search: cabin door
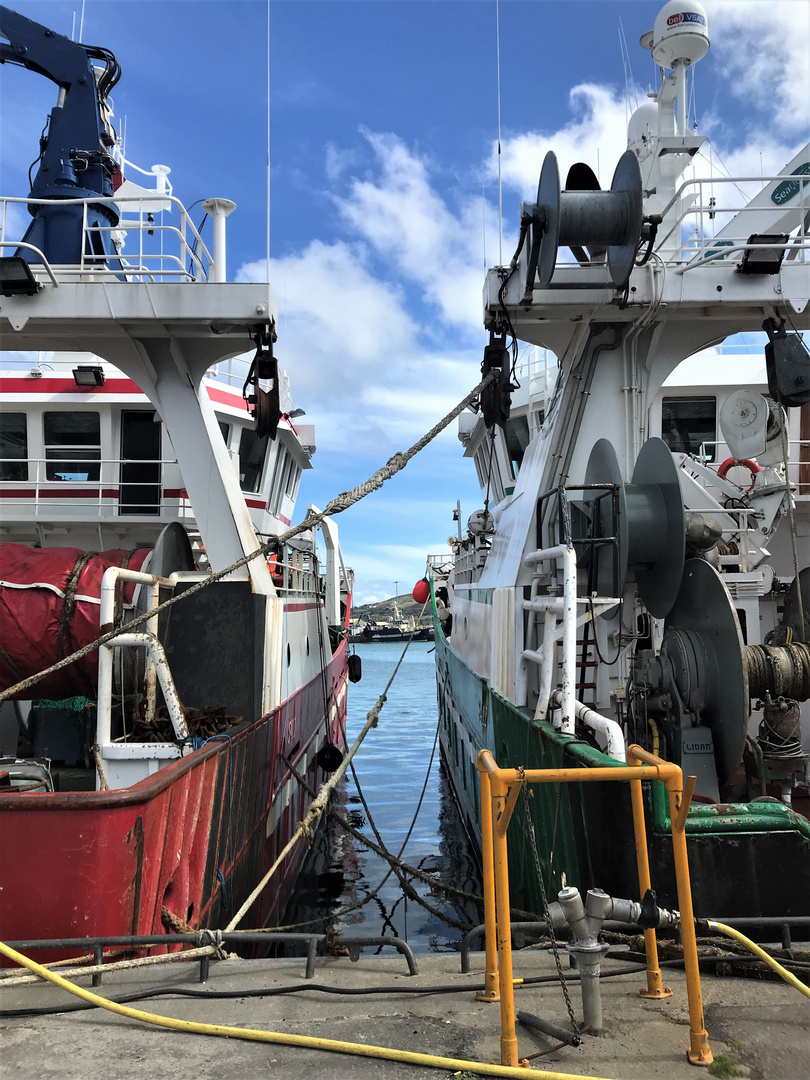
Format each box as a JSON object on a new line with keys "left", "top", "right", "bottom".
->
{"left": 119, "top": 411, "right": 161, "bottom": 515}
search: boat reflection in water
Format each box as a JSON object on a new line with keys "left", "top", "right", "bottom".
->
{"left": 282, "top": 642, "right": 482, "bottom": 950}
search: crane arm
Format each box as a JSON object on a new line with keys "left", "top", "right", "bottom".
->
{"left": 0, "top": 4, "right": 119, "bottom": 202}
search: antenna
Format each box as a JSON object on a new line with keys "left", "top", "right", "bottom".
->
{"left": 482, "top": 152, "right": 487, "bottom": 268}
{"left": 271, "top": 0, "right": 278, "bottom": 300}
{"left": 495, "top": 0, "right": 503, "bottom": 266}
{"left": 79, "top": 0, "right": 85, "bottom": 42}
{"left": 618, "top": 18, "right": 638, "bottom": 122}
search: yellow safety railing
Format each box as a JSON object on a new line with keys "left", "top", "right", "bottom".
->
{"left": 476, "top": 745, "right": 713, "bottom": 1068}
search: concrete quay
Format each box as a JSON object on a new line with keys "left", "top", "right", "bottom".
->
{"left": 1, "top": 946, "right": 807, "bottom": 1079}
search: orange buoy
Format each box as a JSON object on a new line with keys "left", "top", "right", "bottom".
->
{"left": 412, "top": 578, "right": 430, "bottom": 604}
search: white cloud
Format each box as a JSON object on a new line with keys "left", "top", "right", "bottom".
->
{"left": 325, "top": 142, "right": 361, "bottom": 181}
{"left": 495, "top": 84, "right": 633, "bottom": 197}
{"left": 238, "top": 238, "right": 415, "bottom": 369}
{"left": 237, "top": 236, "right": 484, "bottom": 455}
{"left": 491, "top": 46, "right": 805, "bottom": 234}
{"left": 332, "top": 129, "right": 497, "bottom": 331}
{"left": 704, "top": 1, "right": 810, "bottom": 135}
{"left": 346, "top": 541, "right": 452, "bottom": 606}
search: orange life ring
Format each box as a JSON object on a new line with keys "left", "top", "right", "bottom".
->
{"left": 717, "top": 456, "right": 761, "bottom": 493}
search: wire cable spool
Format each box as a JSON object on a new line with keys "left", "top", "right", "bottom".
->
{"left": 582, "top": 437, "right": 685, "bottom": 618}
{"left": 744, "top": 642, "right": 810, "bottom": 702}
{"left": 524, "top": 149, "right": 643, "bottom": 293}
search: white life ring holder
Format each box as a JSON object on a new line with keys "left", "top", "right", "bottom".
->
{"left": 717, "top": 456, "right": 761, "bottom": 493}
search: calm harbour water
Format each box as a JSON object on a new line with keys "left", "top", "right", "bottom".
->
{"left": 285, "top": 641, "right": 482, "bottom": 951}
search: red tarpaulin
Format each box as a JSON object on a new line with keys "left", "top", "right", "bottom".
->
{"left": 0, "top": 545, "right": 151, "bottom": 699}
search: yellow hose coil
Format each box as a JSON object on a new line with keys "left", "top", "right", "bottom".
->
{"left": 707, "top": 921, "right": 810, "bottom": 1000}
{"left": 0, "top": 939, "right": 614, "bottom": 1080}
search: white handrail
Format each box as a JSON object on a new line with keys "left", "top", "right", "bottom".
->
{"left": 0, "top": 192, "right": 217, "bottom": 283}
{"left": 96, "top": 567, "right": 188, "bottom": 781}
{"left": 522, "top": 545, "right": 622, "bottom": 742}
{"left": 0, "top": 241, "right": 59, "bottom": 285}
{"left": 523, "top": 544, "right": 577, "bottom": 733}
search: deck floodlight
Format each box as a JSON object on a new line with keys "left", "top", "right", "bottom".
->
{"left": 72, "top": 365, "right": 106, "bottom": 387}
{"left": 738, "top": 234, "right": 788, "bottom": 275}
{"left": 0, "top": 256, "right": 39, "bottom": 297}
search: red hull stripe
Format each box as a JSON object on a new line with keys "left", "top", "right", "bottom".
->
{"left": 205, "top": 385, "right": 250, "bottom": 412}
{"left": 245, "top": 498, "right": 267, "bottom": 509}
{"left": 1, "top": 378, "right": 248, "bottom": 414}
{"left": 0, "top": 377, "right": 140, "bottom": 395}
{"left": 0, "top": 487, "right": 120, "bottom": 499}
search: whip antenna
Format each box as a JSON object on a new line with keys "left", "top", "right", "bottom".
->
{"left": 271, "top": 0, "right": 278, "bottom": 313}
{"left": 496, "top": 0, "right": 503, "bottom": 266}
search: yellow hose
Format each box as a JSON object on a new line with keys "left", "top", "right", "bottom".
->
{"left": 707, "top": 921, "right": 810, "bottom": 1000}
{"left": 0, "top": 940, "right": 613, "bottom": 1080}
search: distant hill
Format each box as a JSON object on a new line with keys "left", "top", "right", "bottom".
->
{"left": 352, "top": 593, "right": 429, "bottom": 624}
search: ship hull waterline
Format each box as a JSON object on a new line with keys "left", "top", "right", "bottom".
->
{"left": 434, "top": 612, "right": 810, "bottom": 922}
{"left": 0, "top": 640, "right": 349, "bottom": 964}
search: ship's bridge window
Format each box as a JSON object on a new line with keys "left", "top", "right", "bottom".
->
{"left": 285, "top": 459, "right": 300, "bottom": 498}
{"left": 661, "top": 397, "right": 717, "bottom": 462}
{"left": 269, "top": 446, "right": 290, "bottom": 515}
{"left": 239, "top": 426, "right": 268, "bottom": 493}
{"left": 44, "top": 412, "right": 101, "bottom": 481}
{"left": 0, "top": 413, "right": 28, "bottom": 481}
{"left": 218, "top": 421, "right": 231, "bottom": 446}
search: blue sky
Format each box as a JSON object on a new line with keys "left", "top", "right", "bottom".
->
{"left": 2, "top": 1, "right": 808, "bottom": 604}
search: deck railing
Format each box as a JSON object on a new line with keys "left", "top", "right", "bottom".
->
{"left": 545, "top": 171, "right": 810, "bottom": 274}
{"left": 0, "top": 193, "right": 214, "bottom": 283}
{"left": 656, "top": 173, "right": 810, "bottom": 269}
{"left": 697, "top": 439, "right": 810, "bottom": 495}
{"left": 0, "top": 456, "right": 190, "bottom": 517}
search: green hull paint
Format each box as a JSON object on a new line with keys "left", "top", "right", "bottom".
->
{"left": 433, "top": 600, "right": 810, "bottom": 919}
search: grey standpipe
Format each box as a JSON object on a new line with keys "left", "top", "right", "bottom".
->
{"left": 557, "top": 885, "right": 680, "bottom": 1035}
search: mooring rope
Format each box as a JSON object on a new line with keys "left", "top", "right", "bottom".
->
{"left": 0, "top": 370, "right": 496, "bottom": 704}
{"left": 222, "top": 623, "right": 419, "bottom": 933}
{"left": 0, "top": 373, "right": 496, "bottom": 979}
{"left": 0, "top": 633, "right": 420, "bottom": 986}
{"left": 277, "top": 693, "right": 486, "bottom": 924}
{"left": 0, "top": 945, "right": 225, "bottom": 988}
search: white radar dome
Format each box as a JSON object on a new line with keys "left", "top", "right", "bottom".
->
{"left": 650, "top": 1, "right": 709, "bottom": 68}
{"left": 627, "top": 101, "right": 662, "bottom": 148}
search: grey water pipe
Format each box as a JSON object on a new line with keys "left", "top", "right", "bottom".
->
{"left": 558, "top": 886, "right": 679, "bottom": 1033}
